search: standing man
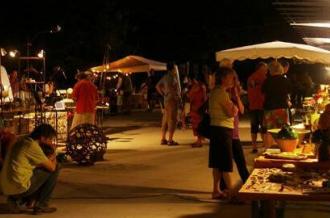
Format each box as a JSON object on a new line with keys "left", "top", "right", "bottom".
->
{"left": 0, "top": 124, "right": 59, "bottom": 214}
{"left": 247, "top": 62, "right": 268, "bottom": 153}
{"left": 156, "top": 63, "right": 181, "bottom": 146}
{"left": 71, "top": 71, "right": 98, "bottom": 129}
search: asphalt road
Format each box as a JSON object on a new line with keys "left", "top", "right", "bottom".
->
{"left": 1, "top": 111, "right": 330, "bottom": 218}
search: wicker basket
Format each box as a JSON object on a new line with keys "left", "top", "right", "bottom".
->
{"left": 275, "top": 138, "right": 299, "bottom": 152}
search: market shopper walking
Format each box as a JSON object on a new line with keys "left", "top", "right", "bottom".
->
{"left": 247, "top": 62, "right": 268, "bottom": 153}
{"left": 0, "top": 124, "right": 60, "bottom": 214}
{"left": 71, "top": 71, "right": 98, "bottom": 130}
{"left": 156, "top": 63, "right": 181, "bottom": 146}
{"left": 208, "top": 67, "right": 238, "bottom": 199}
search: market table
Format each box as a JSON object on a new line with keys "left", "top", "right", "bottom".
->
{"left": 254, "top": 152, "right": 318, "bottom": 169}
{"left": 96, "top": 105, "right": 109, "bottom": 127}
{"left": 47, "top": 107, "right": 70, "bottom": 143}
{"left": 66, "top": 105, "right": 108, "bottom": 128}
{"left": 240, "top": 167, "right": 330, "bottom": 218}
{"left": 1, "top": 107, "right": 36, "bottom": 135}
{"left": 241, "top": 142, "right": 330, "bottom": 218}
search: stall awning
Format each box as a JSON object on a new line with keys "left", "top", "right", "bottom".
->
{"left": 90, "top": 55, "right": 167, "bottom": 73}
{"left": 216, "top": 41, "right": 330, "bottom": 65}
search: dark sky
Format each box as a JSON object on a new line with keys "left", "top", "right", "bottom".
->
{"left": 0, "top": 0, "right": 303, "bottom": 82}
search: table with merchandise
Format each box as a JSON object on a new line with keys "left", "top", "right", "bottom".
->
{"left": 240, "top": 125, "right": 330, "bottom": 218}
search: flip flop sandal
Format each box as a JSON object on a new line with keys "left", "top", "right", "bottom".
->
{"left": 168, "top": 140, "right": 179, "bottom": 146}
{"left": 160, "top": 139, "right": 168, "bottom": 145}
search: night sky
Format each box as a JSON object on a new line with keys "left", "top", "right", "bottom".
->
{"left": 0, "top": 0, "right": 307, "bottom": 86}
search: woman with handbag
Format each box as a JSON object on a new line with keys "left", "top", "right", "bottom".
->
{"left": 208, "top": 67, "right": 238, "bottom": 199}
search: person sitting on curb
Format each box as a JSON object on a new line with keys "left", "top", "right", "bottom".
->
{"left": 0, "top": 124, "right": 60, "bottom": 214}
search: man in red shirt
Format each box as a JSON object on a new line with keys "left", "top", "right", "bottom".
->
{"left": 247, "top": 62, "right": 268, "bottom": 153}
{"left": 71, "top": 71, "right": 98, "bottom": 129}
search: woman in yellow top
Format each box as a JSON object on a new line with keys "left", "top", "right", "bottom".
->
{"left": 208, "top": 67, "right": 238, "bottom": 199}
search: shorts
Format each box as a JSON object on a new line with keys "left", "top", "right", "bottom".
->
{"left": 161, "top": 99, "right": 179, "bottom": 132}
{"left": 249, "top": 110, "right": 266, "bottom": 134}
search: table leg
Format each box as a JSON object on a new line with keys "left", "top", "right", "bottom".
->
{"left": 276, "top": 201, "right": 286, "bottom": 218}
{"left": 96, "top": 110, "right": 99, "bottom": 126}
{"left": 55, "top": 110, "right": 58, "bottom": 144}
{"left": 101, "top": 109, "right": 104, "bottom": 128}
{"left": 260, "top": 200, "right": 276, "bottom": 218}
{"left": 251, "top": 200, "right": 260, "bottom": 218}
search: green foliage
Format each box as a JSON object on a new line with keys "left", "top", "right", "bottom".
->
{"left": 276, "top": 124, "right": 298, "bottom": 139}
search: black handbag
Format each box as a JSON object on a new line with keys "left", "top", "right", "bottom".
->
{"left": 197, "top": 100, "right": 210, "bottom": 139}
{"left": 197, "top": 113, "right": 211, "bottom": 139}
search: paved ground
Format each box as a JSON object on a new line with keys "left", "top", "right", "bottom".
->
{"left": 1, "top": 110, "right": 330, "bottom": 218}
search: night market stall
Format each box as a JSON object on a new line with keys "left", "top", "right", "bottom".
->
{"left": 0, "top": 58, "right": 72, "bottom": 144}
{"left": 1, "top": 57, "right": 46, "bottom": 131}
{"left": 90, "top": 55, "right": 167, "bottom": 112}
{"left": 90, "top": 55, "right": 167, "bottom": 73}
{"left": 216, "top": 41, "right": 330, "bottom": 218}
{"left": 216, "top": 40, "right": 330, "bottom": 128}
{"left": 216, "top": 41, "right": 330, "bottom": 65}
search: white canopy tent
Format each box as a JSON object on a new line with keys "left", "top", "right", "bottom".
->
{"left": 216, "top": 41, "right": 330, "bottom": 65}
{"left": 91, "top": 55, "right": 167, "bottom": 74}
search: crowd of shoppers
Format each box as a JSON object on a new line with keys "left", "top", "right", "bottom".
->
{"left": 0, "top": 58, "right": 308, "bottom": 210}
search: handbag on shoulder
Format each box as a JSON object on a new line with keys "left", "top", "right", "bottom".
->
{"left": 197, "top": 113, "right": 210, "bottom": 139}
{"left": 197, "top": 100, "right": 210, "bottom": 139}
